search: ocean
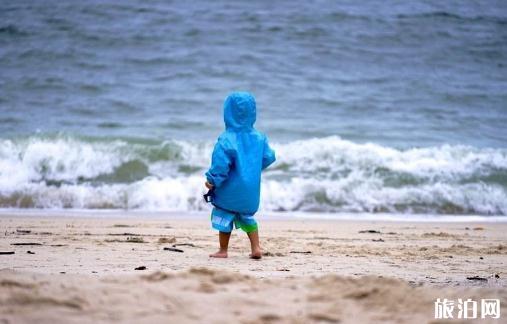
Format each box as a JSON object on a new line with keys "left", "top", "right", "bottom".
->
{"left": 1, "top": 0, "right": 506, "bottom": 216}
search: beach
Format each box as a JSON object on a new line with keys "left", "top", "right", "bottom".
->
{"left": 1, "top": 0, "right": 506, "bottom": 322}
{"left": 1, "top": 212, "right": 506, "bottom": 323}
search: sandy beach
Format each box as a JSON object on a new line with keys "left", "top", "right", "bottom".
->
{"left": 0, "top": 212, "right": 506, "bottom": 323}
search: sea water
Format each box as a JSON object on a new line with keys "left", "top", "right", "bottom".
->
{"left": 1, "top": 1, "right": 506, "bottom": 216}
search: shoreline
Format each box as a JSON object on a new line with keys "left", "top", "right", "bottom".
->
{"left": 1, "top": 209, "right": 506, "bottom": 222}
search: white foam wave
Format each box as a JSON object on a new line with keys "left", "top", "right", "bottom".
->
{"left": 1, "top": 175, "right": 505, "bottom": 215}
{"left": 260, "top": 177, "right": 507, "bottom": 215}
{"left": 0, "top": 138, "right": 126, "bottom": 187}
{"left": 273, "top": 136, "right": 507, "bottom": 179}
{"left": 2, "top": 176, "right": 209, "bottom": 210}
{"left": 0, "top": 135, "right": 506, "bottom": 215}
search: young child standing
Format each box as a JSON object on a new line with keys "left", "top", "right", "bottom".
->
{"left": 205, "top": 92, "right": 276, "bottom": 259}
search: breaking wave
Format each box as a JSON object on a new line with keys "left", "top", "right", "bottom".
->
{"left": 0, "top": 135, "right": 506, "bottom": 215}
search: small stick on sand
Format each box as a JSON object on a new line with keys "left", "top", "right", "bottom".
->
{"left": 358, "top": 230, "right": 381, "bottom": 234}
{"left": 10, "top": 243, "right": 43, "bottom": 246}
{"left": 163, "top": 247, "right": 184, "bottom": 253}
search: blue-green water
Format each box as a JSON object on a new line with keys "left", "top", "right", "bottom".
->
{"left": 1, "top": 1, "right": 506, "bottom": 215}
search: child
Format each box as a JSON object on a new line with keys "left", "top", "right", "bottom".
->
{"left": 205, "top": 92, "right": 276, "bottom": 259}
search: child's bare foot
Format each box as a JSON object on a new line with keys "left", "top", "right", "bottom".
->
{"left": 249, "top": 248, "right": 262, "bottom": 260}
{"left": 247, "top": 230, "right": 262, "bottom": 259}
{"left": 209, "top": 250, "right": 228, "bottom": 258}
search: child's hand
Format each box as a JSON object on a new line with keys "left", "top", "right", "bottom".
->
{"left": 205, "top": 181, "right": 214, "bottom": 190}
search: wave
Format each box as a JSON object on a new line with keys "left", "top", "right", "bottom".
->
{"left": 0, "top": 25, "right": 29, "bottom": 37}
{"left": 0, "top": 135, "right": 506, "bottom": 215}
{"left": 395, "top": 12, "right": 507, "bottom": 25}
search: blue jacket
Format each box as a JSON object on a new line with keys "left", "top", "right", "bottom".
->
{"left": 205, "top": 92, "right": 276, "bottom": 214}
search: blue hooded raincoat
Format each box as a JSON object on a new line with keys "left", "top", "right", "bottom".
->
{"left": 205, "top": 92, "right": 276, "bottom": 214}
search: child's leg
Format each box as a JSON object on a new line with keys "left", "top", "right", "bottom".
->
{"left": 209, "top": 231, "right": 231, "bottom": 258}
{"left": 235, "top": 213, "right": 261, "bottom": 259}
{"left": 210, "top": 208, "right": 234, "bottom": 258}
{"left": 247, "top": 230, "right": 262, "bottom": 259}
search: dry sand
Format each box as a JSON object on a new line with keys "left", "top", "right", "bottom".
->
{"left": 0, "top": 212, "right": 506, "bottom": 323}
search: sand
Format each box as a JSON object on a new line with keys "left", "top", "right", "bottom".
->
{"left": 1, "top": 212, "right": 506, "bottom": 323}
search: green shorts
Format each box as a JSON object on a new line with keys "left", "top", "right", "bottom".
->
{"left": 211, "top": 207, "right": 258, "bottom": 233}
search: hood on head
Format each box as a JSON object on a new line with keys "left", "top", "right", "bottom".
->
{"left": 223, "top": 92, "right": 256, "bottom": 131}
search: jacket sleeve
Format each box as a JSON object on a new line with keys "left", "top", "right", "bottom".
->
{"left": 205, "top": 138, "right": 233, "bottom": 188}
{"left": 262, "top": 136, "right": 276, "bottom": 170}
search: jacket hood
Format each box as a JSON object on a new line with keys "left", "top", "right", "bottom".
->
{"left": 223, "top": 92, "right": 256, "bottom": 131}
